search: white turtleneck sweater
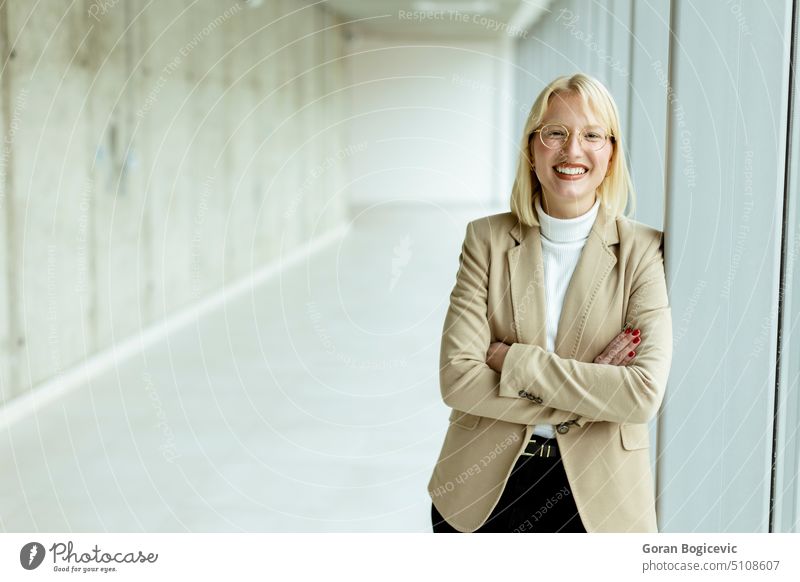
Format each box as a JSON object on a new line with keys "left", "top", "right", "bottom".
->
{"left": 532, "top": 195, "right": 601, "bottom": 438}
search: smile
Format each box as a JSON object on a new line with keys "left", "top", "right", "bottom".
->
{"left": 554, "top": 165, "right": 588, "bottom": 175}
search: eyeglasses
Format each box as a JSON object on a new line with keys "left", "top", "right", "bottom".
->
{"left": 531, "top": 124, "right": 615, "bottom": 151}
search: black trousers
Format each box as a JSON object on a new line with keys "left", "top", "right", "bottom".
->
{"left": 431, "top": 447, "right": 586, "bottom": 533}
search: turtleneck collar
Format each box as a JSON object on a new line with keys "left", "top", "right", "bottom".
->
{"left": 535, "top": 196, "right": 600, "bottom": 243}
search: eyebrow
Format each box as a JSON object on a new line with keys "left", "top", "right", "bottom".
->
{"left": 541, "top": 121, "right": 605, "bottom": 127}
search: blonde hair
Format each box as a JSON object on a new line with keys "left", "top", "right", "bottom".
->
{"left": 510, "top": 73, "right": 636, "bottom": 225}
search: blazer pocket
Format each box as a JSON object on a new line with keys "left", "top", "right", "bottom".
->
{"left": 620, "top": 423, "right": 650, "bottom": 450}
{"left": 448, "top": 409, "right": 481, "bottom": 431}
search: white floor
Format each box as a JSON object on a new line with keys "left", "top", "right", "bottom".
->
{"left": 0, "top": 203, "right": 502, "bottom": 532}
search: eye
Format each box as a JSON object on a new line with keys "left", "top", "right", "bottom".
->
{"left": 544, "top": 128, "right": 566, "bottom": 138}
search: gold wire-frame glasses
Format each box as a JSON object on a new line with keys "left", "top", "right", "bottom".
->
{"left": 531, "top": 124, "right": 615, "bottom": 151}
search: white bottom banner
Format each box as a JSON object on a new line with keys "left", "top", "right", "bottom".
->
{"left": 1, "top": 533, "right": 798, "bottom": 581}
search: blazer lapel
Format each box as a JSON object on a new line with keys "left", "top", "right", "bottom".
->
{"left": 507, "top": 196, "right": 619, "bottom": 357}
{"left": 507, "top": 221, "right": 547, "bottom": 349}
{"left": 554, "top": 203, "right": 618, "bottom": 357}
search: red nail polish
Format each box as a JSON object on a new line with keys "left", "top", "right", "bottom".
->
{"left": 633, "top": 337, "right": 640, "bottom": 344}
{"left": 624, "top": 328, "right": 631, "bottom": 334}
{"left": 633, "top": 329, "right": 640, "bottom": 336}
{"left": 628, "top": 351, "right": 635, "bottom": 357}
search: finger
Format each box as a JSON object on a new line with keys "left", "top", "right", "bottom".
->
{"left": 617, "top": 334, "right": 642, "bottom": 364}
{"left": 610, "top": 346, "right": 625, "bottom": 366}
{"left": 598, "top": 330, "right": 631, "bottom": 362}
{"left": 613, "top": 329, "right": 631, "bottom": 349}
{"left": 611, "top": 341, "right": 635, "bottom": 365}
{"left": 597, "top": 327, "right": 642, "bottom": 364}
{"left": 608, "top": 333, "right": 637, "bottom": 362}
{"left": 619, "top": 328, "right": 642, "bottom": 352}
{"left": 614, "top": 350, "right": 632, "bottom": 366}
{"left": 630, "top": 331, "right": 642, "bottom": 352}
{"left": 595, "top": 330, "right": 630, "bottom": 364}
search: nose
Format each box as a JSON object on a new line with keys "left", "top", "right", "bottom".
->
{"left": 562, "top": 130, "right": 583, "bottom": 155}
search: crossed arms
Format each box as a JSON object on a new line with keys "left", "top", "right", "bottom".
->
{"left": 439, "top": 220, "right": 673, "bottom": 426}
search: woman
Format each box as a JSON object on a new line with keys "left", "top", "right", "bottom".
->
{"left": 428, "top": 73, "right": 673, "bottom": 533}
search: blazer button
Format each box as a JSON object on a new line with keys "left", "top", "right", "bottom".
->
{"left": 518, "top": 390, "right": 528, "bottom": 398}
{"left": 556, "top": 422, "right": 570, "bottom": 434}
{"left": 532, "top": 396, "right": 543, "bottom": 404}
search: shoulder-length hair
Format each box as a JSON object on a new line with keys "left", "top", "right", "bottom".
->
{"left": 510, "top": 73, "right": 636, "bottom": 225}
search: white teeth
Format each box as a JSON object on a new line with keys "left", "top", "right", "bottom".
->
{"left": 555, "top": 166, "right": 587, "bottom": 175}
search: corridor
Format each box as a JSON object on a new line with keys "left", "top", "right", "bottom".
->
{"left": 0, "top": 204, "right": 491, "bottom": 532}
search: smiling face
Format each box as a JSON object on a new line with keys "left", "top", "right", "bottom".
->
{"left": 530, "top": 91, "right": 614, "bottom": 219}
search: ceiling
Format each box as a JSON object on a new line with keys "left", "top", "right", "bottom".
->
{"left": 320, "top": 0, "right": 554, "bottom": 39}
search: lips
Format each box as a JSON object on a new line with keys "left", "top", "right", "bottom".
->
{"left": 554, "top": 164, "right": 589, "bottom": 176}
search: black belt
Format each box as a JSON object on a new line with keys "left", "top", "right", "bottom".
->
{"left": 520, "top": 436, "right": 560, "bottom": 459}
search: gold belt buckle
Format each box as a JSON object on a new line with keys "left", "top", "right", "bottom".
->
{"left": 521, "top": 439, "right": 554, "bottom": 458}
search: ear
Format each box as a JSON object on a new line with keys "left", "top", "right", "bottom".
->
{"left": 604, "top": 151, "right": 614, "bottom": 176}
{"left": 527, "top": 134, "right": 537, "bottom": 170}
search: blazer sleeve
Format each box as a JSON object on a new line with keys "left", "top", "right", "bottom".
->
{"left": 498, "top": 230, "right": 673, "bottom": 424}
{"left": 439, "top": 220, "right": 582, "bottom": 426}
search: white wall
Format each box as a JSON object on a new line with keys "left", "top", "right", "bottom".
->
{"left": 344, "top": 35, "right": 512, "bottom": 209}
{"left": 658, "top": 0, "right": 794, "bottom": 533}
{"left": 0, "top": 0, "right": 350, "bottom": 406}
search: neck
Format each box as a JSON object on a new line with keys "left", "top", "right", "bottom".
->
{"left": 536, "top": 195, "right": 600, "bottom": 243}
{"left": 541, "top": 194, "right": 597, "bottom": 219}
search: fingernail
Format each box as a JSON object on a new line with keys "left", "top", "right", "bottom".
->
{"left": 624, "top": 328, "right": 631, "bottom": 334}
{"left": 633, "top": 337, "right": 640, "bottom": 344}
{"left": 633, "top": 329, "right": 640, "bottom": 336}
{"left": 628, "top": 351, "right": 635, "bottom": 357}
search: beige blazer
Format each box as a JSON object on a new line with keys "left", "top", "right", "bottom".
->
{"left": 428, "top": 196, "right": 673, "bottom": 532}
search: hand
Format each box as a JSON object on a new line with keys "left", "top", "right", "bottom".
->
{"left": 486, "top": 341, "right": 511, "bottom": 373}
{"left": 593, "top": 327, "right": 642, "bottom": 366}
